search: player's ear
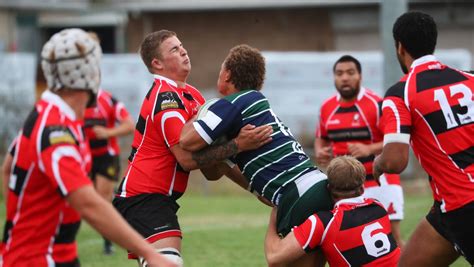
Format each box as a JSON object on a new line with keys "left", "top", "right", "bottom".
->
{"left": 151, "top": 58, "right": 164, "bottom": 71}
{"left": 396, "top": 42, "right": 405, "bottom": 57}
{"left": 224, "top": 69, "right": 232, "bottom": 83}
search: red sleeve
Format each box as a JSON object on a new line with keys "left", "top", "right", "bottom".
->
{"left": 316, "top": 108, "right": 328, "bottom": 139}
{"left": 380, "top": 82, "right": 412, "bottom": 145}
{"left": 292, "top": 214, "right": 325, "bottom": 253}
{"left": 41, "top": 144, "right": 92, "bottom": 197}
{"left": 115, "top": 101, "right": 131, "bottom": 122}
{"left": 154, "top": 109, "right": 189, "bottom": 148}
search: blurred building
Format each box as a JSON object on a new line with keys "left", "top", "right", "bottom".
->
{"left": 0, "top": 0, "right": 474, "bottom": 90}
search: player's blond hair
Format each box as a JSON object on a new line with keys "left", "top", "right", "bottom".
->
{"left": 327, "top": 156, "right": 366, "bottom": 199}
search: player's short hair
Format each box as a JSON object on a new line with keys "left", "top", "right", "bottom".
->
{"left": 224, "top": 44, "right": 265, "bottom": 91}
{"left": 327, "top": 156, "right": 366, "bottom": 199}
{"left": 139, "top": 30, "right": 177, "bottom": 72}
{"left": 393, "top": 11, "right": 437, "bottom": 59}
{"left": 333, "top": 55, "right": 362, "bottom": 74}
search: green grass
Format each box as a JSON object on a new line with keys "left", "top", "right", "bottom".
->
{"left": 1, "top": 186, "right": 471, "bottom": 266}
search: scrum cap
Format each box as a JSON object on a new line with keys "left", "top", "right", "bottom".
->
{"left": 41, "top": 28, "right": 101, "bottom": 104}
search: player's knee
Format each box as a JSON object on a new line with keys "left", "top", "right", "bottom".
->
{"left": 138, "top": 247, "right": 183, "bottom": 267}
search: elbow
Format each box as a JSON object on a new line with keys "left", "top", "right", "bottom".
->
{"left": 382, "top": 157, "right": 408, "bottom": 174}
{"left": 204, "top": 173, "right": 222, "bottom": 181}
{"left": 265, "top": 254, "right": 281, "bottom": 267}
{"left": 177, "top": 161, "right": 196, "bottom": 172}
{"left": 179, "top": 138, "right": 201, "bottom": 152}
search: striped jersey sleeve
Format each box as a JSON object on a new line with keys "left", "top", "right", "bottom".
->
{"left": 380, "top": 81, "right": 412, "bottom": 145}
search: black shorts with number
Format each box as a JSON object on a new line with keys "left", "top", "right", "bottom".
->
{"left": 90, "top": 154, "right": 120, "bottom": 181}
{"left": 426, "top": 201, "right": 474, "bottom": 264}
{"left": 113, "top": 193, "right": 181, "bottom": 244}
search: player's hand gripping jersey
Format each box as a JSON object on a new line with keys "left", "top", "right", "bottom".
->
{"left": 381, "top": 55, "right": 474, "bottom": 212}
{"left": 293, "top": 197, "right": 400, "bottom": 266}
{"left": 116, "top": 75, "right": 204, "bottom": 199}
{"left": 193, "top": 89, "right": 323, "bottom": 204}
{"left": 1, "top": 91, "right": 92, "bottom": 267}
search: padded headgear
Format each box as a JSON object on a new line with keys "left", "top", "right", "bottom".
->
{"left": 41, "top": 28, "right": 102, "bottom": 105}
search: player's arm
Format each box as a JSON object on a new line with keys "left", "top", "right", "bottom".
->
{"left": 314, "top": 137, "right": 332, "bottom": 168}
{"left": 180, "top": 121, "right": 272, "bottom": 152}
{"left": 93, "top": 97, "right": 135, "bottom": 139}
{"left": 200, "top": 162, "right": 249, "bottom": 189}
{"left": 265, "top": 207, "right": 306, "bottom": 266}
{"left": 347, "top": 141, "right": 383, "bottom": 158}
{"left": 373, "top": 85, "right": 411, "bottom": 180}
{"left": 67, "top": 186, "right": 177, "bottom": 267}
{"left": 93, "top": 116, "right": 134, "bottom": 139}
{"left": 374, "top": 143, "right": 409, "bottom": 179}
{"left": 1, "top": 152, "right": 13, "bottom": 197}
{"left": 2, "top": 137, "right": 18, "bottom": 197}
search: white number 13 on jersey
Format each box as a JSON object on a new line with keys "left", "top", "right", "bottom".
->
{"left": 434, "top": 84, "right": 474, "bottom": 129}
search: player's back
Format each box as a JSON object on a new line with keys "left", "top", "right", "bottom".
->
{"left": 294, "top": 197, "right": 400, "bottom": 267}
{"left": 383, "top": 56, "right": 474, "bottom": 211}
{"left": 198, "top": 89, "right": 320, "bottom": 204}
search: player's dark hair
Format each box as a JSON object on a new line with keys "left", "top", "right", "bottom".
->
{"left": 393, "top": 11, "right": 437, "bottom": 59}
{"left": 139, "top": 30, "right": 177, "bottom": 73}
{"left": 224, "top": 44, "right": 265, "bottom": 91}
{"left": 333, "top": 55, "right": 361, "bottom": 74}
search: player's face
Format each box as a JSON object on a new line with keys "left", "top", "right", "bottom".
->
{"left": 217, "top": 62, "right": 231, "bottom": 96}
{"left": 334, "top": 61, "right": 361, "bottom": 100}
{"left": 155, "top": 36, "right": 191, "bottom": 81}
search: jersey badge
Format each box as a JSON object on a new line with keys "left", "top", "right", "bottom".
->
{"left": 155, "top": 92, "right": 185, "bottom": 114}
{"left": 49, "top": 129, "right": 76, "bottom": 145}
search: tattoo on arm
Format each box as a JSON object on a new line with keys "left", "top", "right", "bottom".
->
{"left": 192, "top": 140, "right": 238, "bottom": 166}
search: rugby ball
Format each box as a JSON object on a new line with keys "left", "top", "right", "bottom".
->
{"left": 196, "top": 98, "right": 220, "bottom": 120}
{"left": 196, "top": 98, "right": 227, "bottom": 145}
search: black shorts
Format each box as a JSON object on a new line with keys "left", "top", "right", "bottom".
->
{"left": 113, "top": 193, "right": 182, "bottom": 245}
{"left": 90, "top": 154, "right": 120, "bottom": 181}
{"left": 426, "top": 201, "right": 474, "bottom": 264}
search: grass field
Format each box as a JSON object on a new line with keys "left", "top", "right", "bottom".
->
{"left": 0, "top": 180, "right": 471, "bottom": 266}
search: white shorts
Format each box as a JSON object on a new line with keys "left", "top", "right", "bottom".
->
{"left": 363, "top": 174, "right": 404, "bottom": 221}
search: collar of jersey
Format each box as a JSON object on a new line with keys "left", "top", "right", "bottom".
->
{"left": 334, "top": 195, "right": 365, "bottom": 207}
{"left": 336, "top": 86, "right": 366, "bottom": 104}
{"left": 154, "top": 74, "right": 178, "bottom": 88}
{"left": 411, "top": 54, "right": 438, "bottom": 69}
{"left": 41, "top": 90, "right": 76, "bottom": 120}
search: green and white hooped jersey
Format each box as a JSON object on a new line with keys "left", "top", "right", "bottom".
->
{"left": 193, "top": 90, "right": 325, "bottom": 204}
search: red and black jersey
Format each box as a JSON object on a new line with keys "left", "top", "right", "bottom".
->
{"left": 317, "top": 87, "right": 400, "bottom": 187}
{"left": 2, "top": 139, "right": 82, "bottom": 266}
{"left": 1, "top": 90, "right": 92, "bottom": 267}
{"left": 381, "top": 55, "right": 474, "bottom": 212}
{"left": 293, "top": 197, "right": 400, "bottom": 266}
{"left": 84, "top": 89, "right": 131, "bottom": 157}
{"left": 116, "top": 75, "right": 205, "bottom": 199}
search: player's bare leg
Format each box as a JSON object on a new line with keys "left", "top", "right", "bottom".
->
{"left": 399, "top": 218, "right": 458, "bottom": 267}
{"left": 288, "top": 250, "right": 325, "bottom": 267}
{"left": 390, "top": 220, "right": 404, "bottom": 250}
{"left": 95, "top": 174, "right": 117, "bottom": 254}
{"left": 139, "top": 237, "right": 183, "bottom": 267}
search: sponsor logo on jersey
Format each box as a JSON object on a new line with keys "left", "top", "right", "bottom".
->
{"left": 160, "top": 92, "right": 180, "bottom": 110}
{"left": 49, "top": 130, "right": 76, "bottom": 145}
